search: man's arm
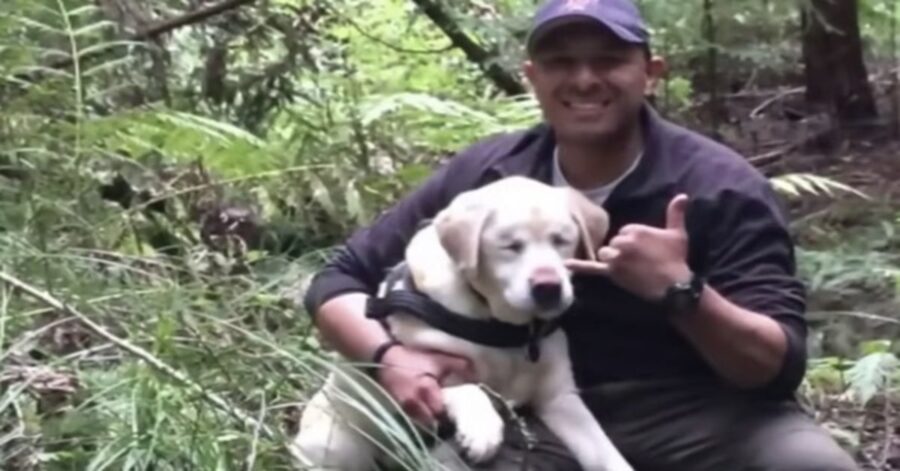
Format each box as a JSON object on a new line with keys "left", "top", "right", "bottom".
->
{"left": 681, "top": 187, "right": 808, "bottom": 396}
{"left": 313, "top": 292, "right": 394, "bottom": 363}
{"left": 668, "top": 283, "right": 793, "bottom": 389}
{"left": 566, "top": 186, "right": 807, "bottom": 397}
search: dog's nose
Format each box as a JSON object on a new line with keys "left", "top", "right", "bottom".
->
{"left": 530, "top": 268, "right": 562, "bottom": 308}
{"left": 531, "top": 281, "right": 562, "bottom": 308}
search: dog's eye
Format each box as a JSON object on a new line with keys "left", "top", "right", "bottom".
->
{"left": 551, "top": 233, "right": 571, "bottom": 247}
{"left": 503, "top": 240, "right": 524, "bottom": 254}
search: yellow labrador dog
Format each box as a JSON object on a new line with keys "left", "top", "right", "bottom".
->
{"left": 291, "top": 176, "right": 633, "bottom": 471}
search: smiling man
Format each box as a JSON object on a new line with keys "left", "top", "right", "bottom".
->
{"left": 301, "top": 0, "right": 861, "bottom": 469}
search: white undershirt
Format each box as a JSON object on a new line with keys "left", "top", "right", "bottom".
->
{"left": 551, "top": 147, "right": 643, "bottom": 206}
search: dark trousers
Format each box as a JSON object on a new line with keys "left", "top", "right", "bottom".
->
{"left": 437, "top": 378, "right": 860, "bottom": 471}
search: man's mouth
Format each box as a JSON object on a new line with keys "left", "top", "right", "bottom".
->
{"left": 562, "top": 98, "right": 612, "bottom": 116}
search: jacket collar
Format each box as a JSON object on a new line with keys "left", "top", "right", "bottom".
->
{"left": 488, "top": 103, "right": 675, "bottom": 204}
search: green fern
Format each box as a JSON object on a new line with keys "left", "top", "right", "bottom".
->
{"left": 845, "top": 350, "right": 899, "bottom": 405}
{"left": 770, "top": 172, "right": 870, "bottom": 200}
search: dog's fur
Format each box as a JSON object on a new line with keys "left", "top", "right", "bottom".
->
{"left": 290, "top": 176, "right": 633, "bottom": 471}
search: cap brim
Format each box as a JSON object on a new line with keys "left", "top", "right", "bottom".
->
{"left": 526, "top": 14, "right": 645, "bottom": 53}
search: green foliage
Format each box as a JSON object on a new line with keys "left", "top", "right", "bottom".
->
{"left": 804, "top": 340, "right": 900, "bottom": 406}
{"left": 2, "top": 0, "right": 900, "bottom": 468}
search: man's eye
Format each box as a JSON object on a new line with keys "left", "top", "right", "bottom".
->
{"left": 593, "top": 55, "right": 625, "bottom": 68}
{"left": 541, "top": 57, "right": 573, "bottom": 69}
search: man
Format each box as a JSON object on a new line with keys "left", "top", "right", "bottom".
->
{"left": 302, "top": 0, "right": 861, "bottom": 469}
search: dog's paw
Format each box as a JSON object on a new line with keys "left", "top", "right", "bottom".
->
{"left": 452, "top": 409, "right": 504, "bottom": 463}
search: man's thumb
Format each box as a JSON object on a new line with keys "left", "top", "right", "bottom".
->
{"left": 666, "top": 194, "right": 689, "bottom": 232}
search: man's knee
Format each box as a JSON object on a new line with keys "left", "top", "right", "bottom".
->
{"left": 746, "top": 428, "right": 860, "bottom": 471}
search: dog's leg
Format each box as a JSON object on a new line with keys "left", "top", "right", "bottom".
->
{"left": 442, "top": 384, "right": 505, "bottom": 464}
{"left": 291, "top": 388, "right": 379, "bottom": 471}
{"left": 536, "top": 392, "right": 633, "bottom": 471}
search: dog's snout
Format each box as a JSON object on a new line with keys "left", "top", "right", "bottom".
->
{"left": 531, "top": 282, "right": 562, "bottom": 308}
{"left": 530, "top": 268, "right": 562, "bottom": 308}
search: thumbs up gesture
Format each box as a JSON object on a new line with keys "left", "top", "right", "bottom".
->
{"left": 565, "top": 194, "right": 693, "bottom": 302}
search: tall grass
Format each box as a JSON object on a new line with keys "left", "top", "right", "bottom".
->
{"left": 0, "top": 2, "right": 458, "bottom": 469}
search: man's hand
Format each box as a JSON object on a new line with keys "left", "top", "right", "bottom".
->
{"left": 376, "top": 344, "right": 475, "bottom": 429}
{"left": 563, "top": 193, "right": 792, "bottom": 389}
{"left": 565, "top": 193, "right": 692, "bottom": 301}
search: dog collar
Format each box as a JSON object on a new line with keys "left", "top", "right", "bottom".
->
{"left": 366, "top": 263, "right": 562, "bottom": 362}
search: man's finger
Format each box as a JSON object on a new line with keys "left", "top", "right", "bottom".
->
{"left": 565, "top": 259, "right": 610, "bottom": 275}
{"left": 608, "top": 234, "right": 634, "bottom": 251}
{"left": 666, "top": 193, "right": 689, "bottom": 232}
{"left": 597, "top": 246, "right": 620, "bottom": 262}
{"left": 437, "top": 355, "right": 475, "bottom": 382}
{"left": 418, "top": 379, "right": 446, "bottom": 420}
{"left": 403, "top": 396, "right": 435, "bottom": 429}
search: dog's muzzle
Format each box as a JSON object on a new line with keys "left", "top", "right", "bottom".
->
{"left": 531, "top": 281, "right": 563, "bottom": 309}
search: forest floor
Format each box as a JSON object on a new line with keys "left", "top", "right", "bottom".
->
{"left": 694, "top": 85, "right": 900, "bottom": 470}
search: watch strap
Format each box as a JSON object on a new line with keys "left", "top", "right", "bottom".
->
{"left": 371, "top": 339, "right": 402, "bottom": 365}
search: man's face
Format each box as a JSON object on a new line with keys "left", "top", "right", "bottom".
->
{"left": 524, "top": 21, "right": 664, "bottom": 144}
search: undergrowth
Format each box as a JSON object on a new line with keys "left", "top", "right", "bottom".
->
{"left": 1, "top": 0, "right": 899, "bottom": 470}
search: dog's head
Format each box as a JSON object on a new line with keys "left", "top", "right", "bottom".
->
{"left": 433, "top": 176, "right": 608, "bottom": 325}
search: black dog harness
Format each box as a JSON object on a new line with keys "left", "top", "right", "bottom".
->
{"left": 365, "top": 262, "right": 563, "bottom": 362}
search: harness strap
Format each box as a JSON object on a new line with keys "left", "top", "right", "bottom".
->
{"left": 366, "top": 288, "right": 561, "bottom": 362}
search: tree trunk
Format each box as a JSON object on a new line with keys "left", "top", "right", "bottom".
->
{"left": 409, "top": 0, "right": 525, "bottom": 96}
{"left": 801, "top": 0, "right": 878, "bottom": 125}
{"left": 701, "top": 0, "right": 720, "bottom": 133}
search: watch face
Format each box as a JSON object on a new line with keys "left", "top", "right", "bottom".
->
{"left": 666, "top": 276, "right": 702, "bottom": 315}
{"left": 673, "top": 292, "right": 693, "bottom": 313}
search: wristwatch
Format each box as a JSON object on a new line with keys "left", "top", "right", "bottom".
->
{"left": 662, "top": 272, "right": 705, "bottom": 316}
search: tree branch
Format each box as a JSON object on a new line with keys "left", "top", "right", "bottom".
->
{"left": 129, "top": 0, "right": 256, "bottom": 41}
{"left": 409, "top": 0, "right": 525, "bottom": 96}
{"left": 14, "top": 0, "right": 256, "bottom": 85}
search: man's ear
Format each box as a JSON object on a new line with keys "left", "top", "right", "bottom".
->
{"left": 522, "top": 59, "right": 538, "bottom": 91}
{"left": 433, "top": 192, "right": 493, "bottom": 273}
{"left": 644, "top": 55, "right": 668, "bottom": 97}
{"left": 566, "top": 190, "right": 609, "bottom": 262}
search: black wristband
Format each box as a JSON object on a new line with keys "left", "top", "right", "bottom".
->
{"left": 371, "top": 339, "right": 402, "bottom": 365}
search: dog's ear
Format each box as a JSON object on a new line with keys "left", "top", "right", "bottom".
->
{"left": 566, "top": 190, "right": 609, "bottom": 262}
{"left": 434, "top": 192, "right": 493, "bottom": 272}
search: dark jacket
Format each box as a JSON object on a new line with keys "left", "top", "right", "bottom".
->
{"left": 303, "top": 105, "right": 807, "bottom": 399}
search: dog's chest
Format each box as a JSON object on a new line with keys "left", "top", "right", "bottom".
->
{"left": 388, "top": 316, "right": 549, "bottom": 405}
{"left": 474, "top": 349, "right": 547, "bottom": 405}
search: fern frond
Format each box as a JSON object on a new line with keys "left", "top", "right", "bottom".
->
{"left": 71, "top": 20, "right": 117, "bottom": 38}
{"left": 85, "top": 83, "right": 140, "bottom": 103}
{"left": 0, "top": 44, "right": 71, "bottom": 61}
{"left": 82, "top": 55, "right": 136, "bottom": 77}
{"left": 361, "top": 92, "right": 498, "bottom": 127}
{"left": 77, "top": 40, "right": 145, "bottom": 58}
{"left": 845, "top": 351, "right": 899, "bottom": 405}
{"left": 156, "top": 111, "right": 267, "bottom": 147}
{"left": 66, "top": 5, "right": 102, "bottom": 18}
{"left": 10, "top": 15, "right": 65, "bottom": 36}
{"left": 770, "top": 173, "right": 869, "bottom": 200}
{"left": 9, "top": 64, "right": 74, "bottom": 79}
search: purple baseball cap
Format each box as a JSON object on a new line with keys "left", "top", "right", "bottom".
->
{"left": 526, "top": 0, "right": 650, "bottom": 53}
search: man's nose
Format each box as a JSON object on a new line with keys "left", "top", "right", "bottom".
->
{"left": 571, "top": 63, "right": 602, "bottom": 90}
